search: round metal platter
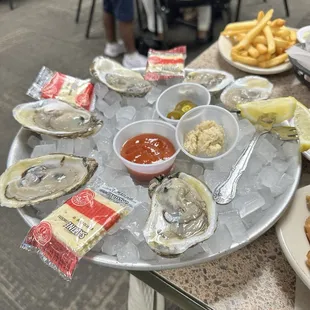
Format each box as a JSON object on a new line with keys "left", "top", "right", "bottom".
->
{"left": 9, "top": 68, "right": 301, "bottom": 271}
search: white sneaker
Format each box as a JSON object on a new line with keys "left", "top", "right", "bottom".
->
{"left": 104, "top": 40, "right": 126, "bottom": 58}
{"left": 122, "top": 52, "right": 148, "bottom": 69}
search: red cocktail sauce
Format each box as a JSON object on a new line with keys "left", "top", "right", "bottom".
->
{"left": 120, "top": 133, "right": 176, "bottom": 182}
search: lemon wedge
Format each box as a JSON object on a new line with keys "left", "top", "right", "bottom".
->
{"left": 294, "top": 101, "right": 310, "bottom": 152}
{"left": 237, "top": 97, "right": 297, "bottom": 124}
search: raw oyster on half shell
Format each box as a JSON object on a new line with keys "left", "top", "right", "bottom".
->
{"left": 144, "top": 172, "right": 217, "bottom": 256}
{"left": 13, "top": 99, "right": 103, "bottom": 138}
{"left": 90, "top": 56, "right": 152, "bottom": 97}
{"left": 184, "top": 69, "right": 234, "bottom": 93}
{"left": 0, "top": 154, "right": 98, "bottom": 208}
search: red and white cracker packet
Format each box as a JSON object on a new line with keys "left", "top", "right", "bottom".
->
{"left": 27, "top": 66, "right": 95, "bottom": 110}
{"left": 21, "top": 187, "right": 140, "bottom": 280}
{"left": 144, "top": 46, "right": 187, "bottom": 81}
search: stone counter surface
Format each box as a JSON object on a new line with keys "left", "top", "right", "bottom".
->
{"left": 157, "top": 43, "right": 310, "bottom": 310}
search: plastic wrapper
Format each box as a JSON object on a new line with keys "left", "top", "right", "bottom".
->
{"left": 220, "top": 77, "right": 273, "bottom": 111}
{"left": 144, "top": 46, "right": 187, "bottom": 81}
{"left": 21, "top": 187, "right": 140, "bottom": 280}
{"left": 27, "top": 66, "right": 95, "bottom": 111}
{"left": 287, "top": 43, "right": 310, "bottom": 71}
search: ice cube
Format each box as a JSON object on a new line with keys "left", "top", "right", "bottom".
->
{"left": 286, "top": 156, "right": 299, "bottom": 176}
{"left": 92, "top": 128, "right": 114, "bottom": 145}
{"left": 113, "top": 175, "right": 135, "bottom": 188}
{"left": 237, "top": 175, "right": 261, "bottom": 196}
{"left": 258, "top": 166, "right": 281, "bottom": 188}
{"left": 56, "top": 139, "right": 74, "bottom": 154}
{"left": 94, "top": 83, "right": 109, "bottom": 99}
{"left": 255, "top": 138, "right": 277, "bottom": 163}
{"left": 116, "top": 106, "right": 136, "bottom": 122}
{"left": 181, "top": 244, "right": 205, "bottom": 260}
{"left": 241, "top": 207, "right": 265, "bottom": 229}
{"left": 246, "top": 155, "right": 264, "bottom": 176}
{"left": 174, "top": 158, "right": 192, "bottom": 174}
{"left": 145, "top": 87, "right": 162, "bottom": 104}
{"left": 238, "top": 118, "right": 256, "bottom": 139}
{"left": 96, "top": 99, "right": 109, "bottom": 113}
{"left": 40, "top": 134, "right": 56, "bottom": 144}
{"left": 121, "top": 204, "right": 149, "bottom": 232}
{"left": 101, "top": 167, "right": 124, "bottom": 186}
{"left": 31, "top": 144, "right": 56, "bottom": 157}
{"left": 106, "top": 156, "right": 126, "bottom": 171}
{"left": 96, "top": 138, "right": 112, "bottom": 160}
{"left": 218, "top": 211, "right": 248, "bottom": 243}
{"left": 126, "top": 97, "right": 148, "bottom": 110}
{"left": 272, "top": 158, "right": 289, "bottom": 173}
{"left": 116, "top": 117, "right": 131, "bottom": 130}
{"left": 233, "top": 192, "right": 265, "bottom": 218}
{"left": 106, "top": 220, "right": 122, "bottom": 235}
{"left": 104, "top": 102, "right": 121, "bottom": 119}
{"left": 104, "top": 90, "right": 122, "bottom": 105}
{"left": 136, "top": 185, "right": 150, "bottom": 203}
{"left": 117, "top": 241, "right": 140, "bottom": 263}
{"left": 259, "top": 187, "right": 275, "bottom": 210}
{"left": 270, "top": 173, "right": 294, "bottom": 197}
{"left": 204, "top": 169, "right": 227, "bottom": 191}
{"left": 282, "top": 142, "right": 298, "bottom": 158}
{"left": 27, "top": 135, "right": 41, "bottom": 148}
{"left": 74, "top": 138, "right": 92, "bottom": 157}
{"left": 136, "top": 106, "right": 154, "bottom": 120}
{"left": 189, "top": 164, "right": 204, "bottom": 178}
{"left": 102, "top": 230, "right": 128, "bottom": 255}
{"left": 214, "top": 152, "right": 239, "bottom": 173}
{"left": 138, "top": 242, "right": 157, "bottom": 261}
{"left": 201, "top": 224, "right": 233, "bottom": 254}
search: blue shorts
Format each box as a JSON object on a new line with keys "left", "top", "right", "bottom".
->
{"left": 103, "top": 0, "right": 134, "bottom": 22}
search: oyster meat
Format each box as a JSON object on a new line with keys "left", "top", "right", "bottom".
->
{"left": 90, "top": 56, "right": 152, "bottom": 97}
{"left": 184, "top": 69, "right": 234, "bottom": 93}
{"left": 220, "top": 85, "right": 271, "bottom": 111}
{"left": 144, "top": 172, "right": 217, "bottom": 256}
{"left": 0, "top": 154, "right": 98, "bottom": 208}
{"left": 13, "top": 99, "right": 103, "bottom": 138}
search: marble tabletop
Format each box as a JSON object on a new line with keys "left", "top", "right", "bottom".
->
{"left": 157, "top": 43, "right": 310, "bottom": 310}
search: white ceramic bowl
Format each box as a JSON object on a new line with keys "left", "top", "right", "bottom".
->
{"left": 156, "top": 82, "right": 211, "bottom": 126}
{"left": 176, "top": 105, "right": 239, "bottom": 163}
{"left": 113, "top": 120, "right": 180, "bottom": 182}
{"left": 297, "top": 26, "right": 310, "bottom": 43}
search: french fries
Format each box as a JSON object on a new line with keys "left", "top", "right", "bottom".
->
{"left": 222, "top": 9, "right": 296, "bottom": 69}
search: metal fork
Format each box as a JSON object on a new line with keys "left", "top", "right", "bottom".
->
{"left": 213, "top": 115, "right": 298, "bottom": 205}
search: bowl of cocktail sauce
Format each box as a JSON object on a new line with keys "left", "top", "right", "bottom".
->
{"left": 113, "top": 120, "right": 180, "bottom": 182}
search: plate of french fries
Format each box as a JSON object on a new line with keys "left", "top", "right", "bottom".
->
{"left": 219, "top": 9, "right": 297, "bottom": 75}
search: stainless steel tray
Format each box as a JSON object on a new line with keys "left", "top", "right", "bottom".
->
{"left": 8, "top": 68, "right": 302, "bottom": 271}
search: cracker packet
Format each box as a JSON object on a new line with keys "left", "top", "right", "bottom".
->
{"left": 144, "top": 46, "right": 187, "bottom": 81}
{"left": 21, "top": 187, "right": 140, "bottom": 280}
{"left": 27, "top": 66, "right": 95, "bottom": 110}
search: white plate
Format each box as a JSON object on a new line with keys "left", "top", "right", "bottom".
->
{"left": 218, "top": 35, "right": 292, "bottom": 75}
{"left": 276, "top": 185, "right": 310, "bottom": 290}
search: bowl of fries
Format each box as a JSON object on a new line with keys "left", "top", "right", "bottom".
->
{"left": 219, "top": 9, "right": 297, "bottom": 75}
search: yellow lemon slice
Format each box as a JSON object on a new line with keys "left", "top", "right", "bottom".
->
{"left": 237, "top": 97, "right": 297, "bottom": 124}
{"left": 294, "top": 101, "right": 310, "bottom": 152}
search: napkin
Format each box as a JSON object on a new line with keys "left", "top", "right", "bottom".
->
{"left": 294, "top": 277, "right": 310, "bottom": 310}
{"left": 287, "top": 43, "right": 310, "bottom": 71}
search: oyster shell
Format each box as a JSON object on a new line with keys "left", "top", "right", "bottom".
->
{"left": 90, "top": 56, "right": 152, "bottom": 97}
{"left": 184, "top": 69, "right": 234, "bottom": 93}
{"left": 0, "top": 154, "right": 98, "bottom": 208}
{"left": 13, "top": 99, "right": 103, "bottom": 138}
{"left": 144, "top": 172, "right": 217, "bottom": 256}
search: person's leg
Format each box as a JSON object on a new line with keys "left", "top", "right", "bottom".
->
{"left": 141, "top": 0, "right": 164, "bottom": 40}
{"left": 103, "top": 0, "right": 126, "bottom": 57}
{"left": 197, "top": 5, "right": 212, "bottom": 41}
{"left": 115, "top": 0, "right": 147, "bottom": 68}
